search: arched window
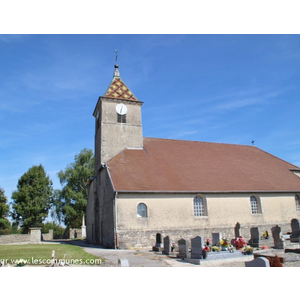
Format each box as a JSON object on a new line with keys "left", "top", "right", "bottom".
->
{"left": 296, "top": 194, "right": 300, "bottom": 212}
{"left": 193, "top": 195, "right": 207, "bottom": 216}
{"left": 137, "top": 203, "right": 147, "bottom": 218}
{"left": 250, "top": 195, "right": 262, "bottom": 214}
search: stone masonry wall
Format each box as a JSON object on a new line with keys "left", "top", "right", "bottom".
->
{"left": 69, "top": 228, "right": 83, "bottom": 239}
{"left": 117, "top": 222, "right": 291, "bottom": 249}
{"left": 41, "top": 230, "right": 53, "bottom": 241}
{"left": 0, "top": 228, "right": 42, "bottom": 245}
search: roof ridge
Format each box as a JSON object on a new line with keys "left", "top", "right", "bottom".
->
{"left": 143, "top": 136, "right": 253, "bottom": 148}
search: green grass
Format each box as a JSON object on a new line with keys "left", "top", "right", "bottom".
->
{"left": 0, "top": 243, "right": 104, "bottom": 266}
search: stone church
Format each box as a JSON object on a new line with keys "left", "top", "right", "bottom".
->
{"left": 86, "top": 64, "right": 300, "bottom": 249}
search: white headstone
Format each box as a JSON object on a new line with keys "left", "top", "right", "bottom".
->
{"left": 118, "top": 258, "right": 129, "bottom": 267}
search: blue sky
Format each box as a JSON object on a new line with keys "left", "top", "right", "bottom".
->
{"left": 1, "top": 34, "right": 300, "bottom": 207}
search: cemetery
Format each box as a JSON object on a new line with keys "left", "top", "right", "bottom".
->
{"left": 2, "top": 218, "right": 300, "bottom": 267}
{"left": 151, "top": 218, "right": 300, "bottom": 267}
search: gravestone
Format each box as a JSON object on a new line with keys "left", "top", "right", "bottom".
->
{"left": 177, "top": 238, "right": 189, "bottom": 259}
{"left": 162, "top": 236, "right": 171, "bottom": 255}
{"left": 234, "top": 222, "right": 241, "bottom": 238}
{"left": 118, "top": 258, "right": 129, "bottom": 267}
{"left": 152, "top": 233, "right": 163, "bottom": 251}
{"left": 191, "top": 236, "right": 204, "bottom": 259}
{"left": 212, "top": 233, "right": 222, "bottom": 246}
{"left": 290, "top": 219, "right": 300, "bottom": 242}
{"left": 245, "top": 257, "right": 270, "bottom": 267}
{"left": 249, "top": 227, "right": 259, "bottom": 247}
{"left": 271, "top": 225, "right": 285, "bottom": 249}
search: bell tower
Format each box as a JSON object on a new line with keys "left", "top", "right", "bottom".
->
{"left": 93, "top": 63, "right": 143, "bottom": 171}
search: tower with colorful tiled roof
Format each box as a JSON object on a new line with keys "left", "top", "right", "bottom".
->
{"left": 93, "top": 63, "right": 143, "bottom": 169}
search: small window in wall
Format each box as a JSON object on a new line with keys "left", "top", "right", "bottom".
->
{"left": 137, "top": 203, "right": 147, "bottom": 218}
{"left": 296, "top": 194, "right": 300, "bottom": 212}
{"left": 250, "top": 195, "right": 262, "bottom": 214}
{"left": 194, "top": 195, "right": 207, "bottom": 217}
{"left": 117, "top": 113, "right": 126, "bottom": 123}
{"left": 96, "top": 110, "right": 100, "bottom": 129}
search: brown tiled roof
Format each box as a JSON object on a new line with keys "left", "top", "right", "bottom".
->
{"left": 107, "top": 138, "right": 300, "bottom": 193}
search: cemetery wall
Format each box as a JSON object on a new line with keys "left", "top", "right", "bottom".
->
{"left": 41, "top": 230, "right": 53, "bottom": 241}
{"left": 69, "top": 228, "right": 83, "bottom": 239}
{"left": 0, "top": 228, "right": 41, "bottom": 245}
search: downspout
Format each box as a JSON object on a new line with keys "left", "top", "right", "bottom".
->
{"left": 114, "top": 191, "right": 119, "bottom": 249}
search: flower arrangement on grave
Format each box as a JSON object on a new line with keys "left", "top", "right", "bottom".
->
{"left": 206, "top": 238, "right": 210, "bottom": 246}
{"left": 211, "top": 246, "right": 221, "bottom": 252}
{"left": 261, "top": 231, "right": 269, "bottom": 239}
{"left": 232, "top": 236, "right": 247, "bottom": 250}
{"left": 227, "top": 245, "right": 235, "bottom": 253}
{"left": 15, "top": 259, "right": 27, "bottom": 267}
{"left": 243, "top": 246, "right": 253, "bottom": 255}
{"left": 171, "top": 242, "right": 177, "bottom": 252}
{"left": 219, "top": 238, "right": 229, "bottom": 249}
{"left": 267, "top": 255, "right": 283, "bottom": 267}
{"left": 262, "top": 245, "right": 268, "bottom": 250}
{"left": 203, "top": 245, "right": 210, "bottom": 252}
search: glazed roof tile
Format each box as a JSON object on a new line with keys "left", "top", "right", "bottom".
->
{"left": 103, "top": 65, "right": 139, "bottom": 101}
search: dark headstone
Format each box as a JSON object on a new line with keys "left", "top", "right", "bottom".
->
{"left": 271, "top": 225, "right": 285, "bottom": 249}
{"left": 152, "top": 233, "right": 163, "bottom": 251}
{"left": 212, "top": 233, "right": 221, "bottom": 246}
{"left": 177, "top": 238, "right": 189, "bottom": 259}
{"left": 191, "top": 236, "right": 204, "bottom": 259}
{"left": 234, "top": 222, "right": 241, "bottom": 238}
{"left": 290, "top": 219, "right": 300, "bottom": 242}
{"left": 162, "top": 236, "right": 171, "bottom": 255}
{"left": 249, "top": 227, "right": 259, "bottom": 247}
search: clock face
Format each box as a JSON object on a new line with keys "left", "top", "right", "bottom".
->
{"left": 116, "top": 103, "right": 127, "bottom": 115}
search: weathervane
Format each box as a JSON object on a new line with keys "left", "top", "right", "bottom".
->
{"left": 115, "top": 49, "right": 118, "bottom": 64}
{"left": 251, "top": 140, "right": 255, "bottom": 146}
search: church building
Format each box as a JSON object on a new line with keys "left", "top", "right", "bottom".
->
{"left": 86, "top": 64, "right": 300, "bottom": 249}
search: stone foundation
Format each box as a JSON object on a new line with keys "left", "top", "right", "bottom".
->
{"left": 116, "top": 222, "right": 291, "bottom": 249}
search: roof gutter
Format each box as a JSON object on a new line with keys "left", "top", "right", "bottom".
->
{"left": 114, "top": 190, "right": 300, "bottom": 194}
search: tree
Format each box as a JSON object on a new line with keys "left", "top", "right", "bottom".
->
{"left": 53, "top": 148, "right": 94, "bottom": 228}
{"left": 0, "top": 187, "right": 10, "bottom": 231}
{"left": 11, "top": 165, "right": 53, "bottom": 233}
{"left": 42, "top": 221, "right": 65, "bottom": 239}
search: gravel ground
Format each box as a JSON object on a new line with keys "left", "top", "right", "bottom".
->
{"left": 65, "top": 239, "right": 300, "bottom": 267}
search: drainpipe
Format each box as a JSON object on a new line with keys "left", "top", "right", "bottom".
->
{"left": 115, "top": 191, "right": 119, "bottom": 249}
